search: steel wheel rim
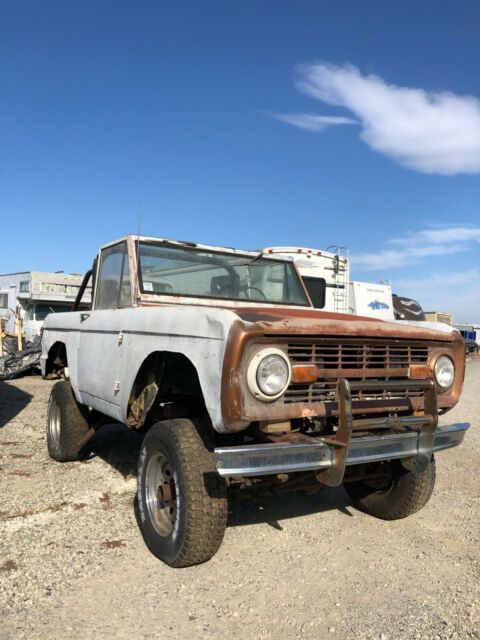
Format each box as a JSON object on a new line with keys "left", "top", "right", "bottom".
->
{"left": 48, "top": 397, "right": 61, "bottom": 449}
{"left": 145, "top": 452, "right": 178, "bottom": 537}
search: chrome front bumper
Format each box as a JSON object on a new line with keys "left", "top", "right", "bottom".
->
{"left": 214, "top": 422, "right": 470, "bottom": 478}
{"left": 215, "top": 378, "right": 470, "bottom": 485}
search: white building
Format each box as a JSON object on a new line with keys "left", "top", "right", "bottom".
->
{"left": 0, "top": 271, "right": 90, "bottom": 342}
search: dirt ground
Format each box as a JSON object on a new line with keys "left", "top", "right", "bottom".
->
{"left": 0, "top": 359, "right": 479, "bottom": 640}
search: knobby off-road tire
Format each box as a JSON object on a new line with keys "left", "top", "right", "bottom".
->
{"left": 137, "top": 418, "right": 227, "bottom": 568}
{"left": 344, "top": 457, "right": 436, "bottom": 520}
{"left": 46, "top": 381, "right": 90, "bottom": 462}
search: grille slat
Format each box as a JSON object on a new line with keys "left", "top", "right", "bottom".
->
{"left": 284, "top": 341, "right": 429, "bottom": 404}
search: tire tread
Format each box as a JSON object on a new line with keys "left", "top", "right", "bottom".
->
{"left": 46, "top": 381, "right": 90, "bottom": 462}
{"left": 138, "top": 418, "right": 227, "bottom": 567}
{"left": 345, "top": 457, "right": 436, "bottom": 520}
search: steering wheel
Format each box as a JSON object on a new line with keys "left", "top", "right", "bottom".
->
{"left": 243, "top": 286, "right": 267, "bottom": 300}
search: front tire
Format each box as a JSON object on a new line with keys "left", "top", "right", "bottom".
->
{"left": 46, "top": 381, "right": 90, "bottom": 462}
{"left": 344, "top": 457, "right": 436, "bottom": 520}
{"left": 137, "top": 418, "right": 227, "bottom": 567}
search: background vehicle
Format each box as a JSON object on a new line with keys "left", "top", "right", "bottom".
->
{"left": 392, "top": 294, "right": 426, "bottom": 321}
{"left": 454, "top": 323, "right": 480, "bottom": 347}
{"left": 463, "top": 338, "right": 479, "bottom": 355}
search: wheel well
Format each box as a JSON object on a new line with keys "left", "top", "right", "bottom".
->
{"left": 127, "top": 351, "right": 206, "bottom": 428}
{"left": 46, "top": 342, "right": 68, "bottom": 377}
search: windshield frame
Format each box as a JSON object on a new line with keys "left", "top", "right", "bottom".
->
{"left": 136, "top": 241, "right": 311, "bottom": 307}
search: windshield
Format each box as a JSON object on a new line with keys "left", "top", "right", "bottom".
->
{"left": 138, "top": 243, "right": 309, "bottom": 306}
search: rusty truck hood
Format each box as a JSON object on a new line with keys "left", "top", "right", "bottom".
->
{"left": 234, "top": 307, "right": 455, "bottom": 342}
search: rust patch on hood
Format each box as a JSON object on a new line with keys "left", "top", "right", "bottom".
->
{"left": 233, "top": 306, "right": 454, "bottom": 342}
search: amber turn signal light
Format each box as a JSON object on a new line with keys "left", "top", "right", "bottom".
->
{"left": 291, "top": 364, "right": 319, "bottom": 384}
{"left": 409, "top": 365, "right": 431, "bottom": 379}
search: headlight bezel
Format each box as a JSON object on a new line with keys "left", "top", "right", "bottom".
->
{"left": 433, "top": 354, "right": 455, "bottom": 391}
{"left": 247, "top": 347, "right": 292, "bottom": 402}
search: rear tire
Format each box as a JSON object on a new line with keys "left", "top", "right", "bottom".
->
{"left": 344, "top": 457, "right": 436, "bottom": 520}
{"left": 137, "top": 418, "right": 227, "bottom": 567}
{"left": 46, "top": 381, "right": 90, "bottom": 462}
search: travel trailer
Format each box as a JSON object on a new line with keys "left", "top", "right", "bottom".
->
{"left": 348, "top": 281, "right": 395, "bottom": 320}
{"left": 262, "top": 247, "right": 349, "bottom": 314}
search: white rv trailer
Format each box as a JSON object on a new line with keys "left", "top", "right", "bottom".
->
{"left": 262, "top": 247, "right": 349, "bottom": 314}
{"left": 349, "top": 281, "right": 395, "bottom": 320}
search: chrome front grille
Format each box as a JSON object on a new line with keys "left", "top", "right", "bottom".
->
{"left": 284, "top": 340, "right": 429, "bottom": 404}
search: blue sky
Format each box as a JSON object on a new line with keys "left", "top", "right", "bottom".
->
{"left": 1, "top": 1, "right": 479, "bottom": 321}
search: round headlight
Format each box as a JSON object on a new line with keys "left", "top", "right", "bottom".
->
{"left": 247, "top": 348, "right": 291, "bottom": 401}
{"left": 434, "top": 355, "right": 455, "bottom": 389}
{"left": 257, "top": 354, "right": 290, "bottom": 396}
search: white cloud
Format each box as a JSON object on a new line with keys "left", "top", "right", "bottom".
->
{"left": 353, "top": 225, "right": 480, "bottom": 271}
{"left": 394, "top": 270, "right": 480, "bottom": 322}
{"left": 277, "top": 62, "right": 480, "bottom": 175}
{"left": 353, "top": 245, "right": 468, "bottom": 270}
{"left": 395, "top": 268, "right": 480, "bottom": 290}
{"left": 351, "top": 226, "right": 480, "bottom": 321}
{"left": 269, "top": 112, "right": 357, "bottom": 132}
{"left": 390, "top": 226, "right": 480, "bottom": 245}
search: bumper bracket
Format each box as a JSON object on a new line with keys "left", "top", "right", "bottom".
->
{"left": 214, "top": 378, "right": 469, "bottom": 480}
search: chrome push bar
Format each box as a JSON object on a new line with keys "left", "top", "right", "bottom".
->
{"left": 214, "top": 379, "right": 470, "bottom": 485}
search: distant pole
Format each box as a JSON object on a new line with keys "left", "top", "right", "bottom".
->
{"left": 135, "top": 207, "right": 142, "bottom": 303}
{"left": 16, "top": 311, "right": 22, "bottom": 351}
{"left": 0, "top": 320, "right": 4, "bottom": 357}
{"left": 136, "top": 207, "right": 142, "bottom": 259}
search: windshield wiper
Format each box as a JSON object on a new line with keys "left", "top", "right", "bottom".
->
{"left": 234, "top": 251, "right": 265, "bottom": 267}
{"left": 248, "top": 251, "right": 265, "bottom": 265}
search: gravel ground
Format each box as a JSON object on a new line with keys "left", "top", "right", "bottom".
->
{"left": 0, "top": 359, "right": 479, "bottom": 640}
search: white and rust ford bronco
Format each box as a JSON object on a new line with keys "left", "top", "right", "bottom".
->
{"left": 41, "top": 235, "right": 469, "bottom": 566}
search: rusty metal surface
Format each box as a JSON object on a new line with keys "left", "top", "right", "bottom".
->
{"left": 315, "top": 378, "right": 352, "bottom": 487}
{"left": 233, "top": 307, "right": 457, "bottom": 341}
{"left": 416, "top": 378, "right": 438, "bottom": 472}
{"left": 221, "top": 323, "right": 464, "bottom": 430}
{"left": 265, "top": 431, "right": 316, "bottom": 444}
{"left": 283, "top": 339, "right": 429, "bottom": 404}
